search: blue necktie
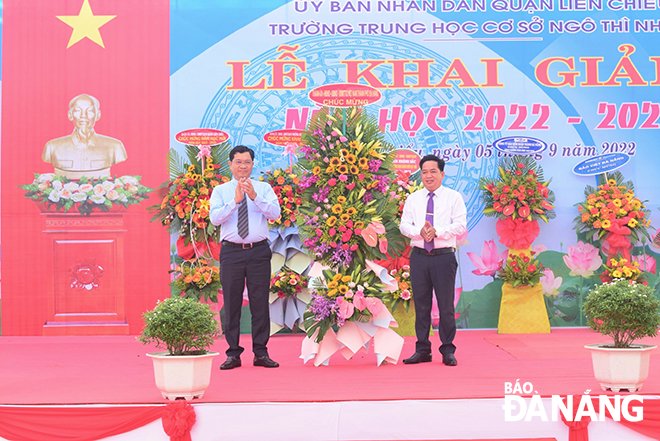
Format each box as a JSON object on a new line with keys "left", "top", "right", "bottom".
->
{"left": 425, "top": 192, "right": 434, "bottom": 252}
{"left": 237, "top": 198, "right": 249, "bottom": 239}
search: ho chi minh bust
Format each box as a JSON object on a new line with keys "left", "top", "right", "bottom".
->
{"left": 42, "top": 94, "right": 127, "bottom": 179}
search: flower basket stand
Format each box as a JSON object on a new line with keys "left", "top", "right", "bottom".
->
{"left": 497, "top": 283, "right": 550, "bottom": 334}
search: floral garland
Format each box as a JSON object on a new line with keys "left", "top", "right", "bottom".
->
{"left": 152, "top": 144, "right": 231, "bottom": 246}
{"left": 575, "top": 172, "right": 651, "bottom": 256}
{"left": 270, "top": 267, "right": 309, "bottom": 299}
{"left": 22, "top": 174, "right": 151, "bottom": 216}
{"left": 297, "top": 107, "right": 406, "bottom": 268}
{"left": 498, "top": 251, "right": 544, "bottom": 287}
{"left": 302, "top": 265, "right": 386, "bottom": 343}
{"left": 480, "top": 155, "right": 555, "bottom": 222}
{"left": 170, "top": 258, "right": 221, "bottom": 302}
{"left": 260, "top": 168, "right": 304, "bottom": 229}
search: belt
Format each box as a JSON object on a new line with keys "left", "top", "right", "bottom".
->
{"left": 222, "top": 239, "right": 268, "bottom": 249}
{"left": 412, "top": 246, "right": 455, "bottom": 256}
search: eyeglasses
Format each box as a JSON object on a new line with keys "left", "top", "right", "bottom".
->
{"left": 233, "top": 160, "right": 253, "bottom": 166}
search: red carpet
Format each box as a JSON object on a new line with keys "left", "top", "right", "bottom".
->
{"left": 1, "top": 328, "right": 660, "bottom": 405}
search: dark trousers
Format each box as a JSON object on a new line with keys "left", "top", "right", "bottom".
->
{"left": 219, "top": 243, "right": 272, "bottom": 358}
{"left": 410, "top": 249, "right": 458, "bottom": 356}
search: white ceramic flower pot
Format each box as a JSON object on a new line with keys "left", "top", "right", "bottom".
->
{"left": 584, "top": 344, "right": 656, "bottom": 393}
{"left": 147, "top": 351, "right": 219, "bottom": 400}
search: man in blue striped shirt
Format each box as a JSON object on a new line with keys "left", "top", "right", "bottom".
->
{"left": 210, "top": 145, "right": 281, "bottom": 370}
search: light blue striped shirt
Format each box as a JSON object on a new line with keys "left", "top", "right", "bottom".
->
{"left": 209, "top": 178, "right": 281, "bottom": 243}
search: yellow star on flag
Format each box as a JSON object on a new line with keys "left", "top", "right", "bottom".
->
{"left": 57, "top": 0, "right": 116, "bottom": 48}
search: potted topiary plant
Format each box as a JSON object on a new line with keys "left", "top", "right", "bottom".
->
{"left": 139, "top": 296, "right": 220, "bottom": 400}
{"left": 583, "top": 279, "right": 660, "bottom": 392}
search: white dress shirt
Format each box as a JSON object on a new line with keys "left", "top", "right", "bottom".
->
{"left": 400, "top": 185, "right": 467, "bottom": 249}
{"left": 209, "top": 178, "right": 281, "bottom": 243}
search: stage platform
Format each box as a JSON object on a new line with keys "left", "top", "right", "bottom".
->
{"left": 1, "top": 328, "right": 659, "bottom": 440}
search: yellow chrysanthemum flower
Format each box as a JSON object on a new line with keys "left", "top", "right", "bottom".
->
{"left": 312, "top": 166, "right": 321, "bottom": 175}
{"left": 331, "top": 204, "right": 343, "bottom": 214}
{"left": 337, "top": 196, "right": 347, "bottom": 204}
{"left": 628, "top": 218, "right": 639, "bottom": 228}
{"left": 326, "top": 216, "right": 337, "bottom": 227}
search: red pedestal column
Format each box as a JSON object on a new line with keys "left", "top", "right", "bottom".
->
{"left": 41, "top": 211, "right": 129, "bottom": 335}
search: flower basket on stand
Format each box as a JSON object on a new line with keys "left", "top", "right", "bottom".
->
{"left": 574, "top": 172, "right": 651, "bottom": 261}
{"left": 496, "top": 251, "right": 550, "bottom": 333}
{"left": 479, "top": 155, "right": 555, "bottom": 333}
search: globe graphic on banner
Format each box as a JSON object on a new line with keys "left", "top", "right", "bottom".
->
{"left": 201, "top": 35, "right": 500, "bottom": 230}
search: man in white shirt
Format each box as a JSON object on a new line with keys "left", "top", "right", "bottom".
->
{"left": 399, "top": 155, "right": 467, "bottom": 366}
{"left": 210, "top": 145, "right": 281, "bottom": 370}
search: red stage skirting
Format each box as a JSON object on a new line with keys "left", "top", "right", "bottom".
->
{"left": 1, "top": 328, "right": 660, "bottom": 440}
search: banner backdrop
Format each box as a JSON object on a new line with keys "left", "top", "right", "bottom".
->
{"left": 1, "top": 0, "right": 659, "bottom": 333}
{"left": 170, "top": 0, "right": 660, "bottom": 328}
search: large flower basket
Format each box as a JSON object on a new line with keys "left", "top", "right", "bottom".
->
{"left": 390, "top": 301, "right": 416, "bottom": 337}
{"left": 497, "top": 283, "right": 550, "bottom": 334}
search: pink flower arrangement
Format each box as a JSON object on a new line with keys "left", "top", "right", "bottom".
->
{"left": 302, "top": 265, "right": 387, "bottom": 342}
{"left": 297, "top": 107, "right": 404, "bottom": 268}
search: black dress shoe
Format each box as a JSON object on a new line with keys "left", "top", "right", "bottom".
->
{"left": 403, "top": 352, "right": 432, "bottom": 364}
{"left": 442, "top": 353, "right": 457, "bottom": 366}
{"left": 220, "top": 356, "right": 241, "bottom": 370}
{"left": 253, "top": 355, "right": 279, "bottom": 368}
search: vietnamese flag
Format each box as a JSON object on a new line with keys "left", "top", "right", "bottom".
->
{"left": 1, "top": 0, "right": 170, "bottom": 335}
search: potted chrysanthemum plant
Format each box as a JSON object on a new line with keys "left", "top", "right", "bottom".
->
{"left": 139, "top": 296, "right": 220, "bottom": 400}
{"left": 583, "top": 279, "right": 660, "bottom": 392}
